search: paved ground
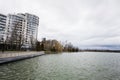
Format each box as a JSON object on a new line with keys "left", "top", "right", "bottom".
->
{"left": 0, "top": 51, "right": 45, "bottom": 64}
{"left": 0, "top": 51, "right": 44, "bottom": 58}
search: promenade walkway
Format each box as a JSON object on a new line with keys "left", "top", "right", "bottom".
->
{"left": 0, "top": 51, "right": 45, "bottom": 64}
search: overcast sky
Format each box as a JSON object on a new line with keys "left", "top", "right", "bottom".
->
{"left": 0, "top": 0, "right": 120, "bottom": 48}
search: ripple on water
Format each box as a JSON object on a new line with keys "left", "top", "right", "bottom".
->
{"left": 0, "top": 52, "right": 120, "bottom": 80}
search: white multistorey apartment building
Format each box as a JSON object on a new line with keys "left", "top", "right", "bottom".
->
{"left": 6, "top": 14, "right": 25, "bottom": 49}
{"left": 0, "top": 14, "right": 7, "bottom": 44}
{"left": 5, "top": 13, "right": 39, "bottom": 50}
{"left": 25, "top": 13, "right": 39, "bottom": 49}
{"left": 18, "top": 13, "right": 39, "bottom": 49}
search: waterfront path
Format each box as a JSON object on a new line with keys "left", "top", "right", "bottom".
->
{"left": 0, "top": 51, "right": 45, "bottom": 64}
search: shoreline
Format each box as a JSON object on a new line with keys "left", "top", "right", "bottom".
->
{"left": 79, "top": 50, "right": 120, "bottom": 53}
{"left": 1, "top": 50, "right": 120, "bottom": 65}
{"left": 0, "top": 51, "right": 45, "bottom": 64}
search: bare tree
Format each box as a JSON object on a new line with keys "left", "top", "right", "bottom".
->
{"left": 9, "top": 22, "right": 23, "bottom": 50}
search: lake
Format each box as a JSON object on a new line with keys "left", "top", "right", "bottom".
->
{"left": 0, "top": 52, "right": 120, "bottom": 80}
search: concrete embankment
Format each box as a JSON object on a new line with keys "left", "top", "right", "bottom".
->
{"left": 0, "top": 51, "right": 45, "bottom": 64}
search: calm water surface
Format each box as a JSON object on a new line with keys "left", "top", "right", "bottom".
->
{"left": 0, "top": 52, "right": 120, "bottom": 80}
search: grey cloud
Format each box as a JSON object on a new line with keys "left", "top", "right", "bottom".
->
{"left": 0, "top": 0, "right": 120, "bottom": 49}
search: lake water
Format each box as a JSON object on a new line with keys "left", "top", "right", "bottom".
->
{"left": 0, "top": 52, "right": 120, "bottom": 80}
